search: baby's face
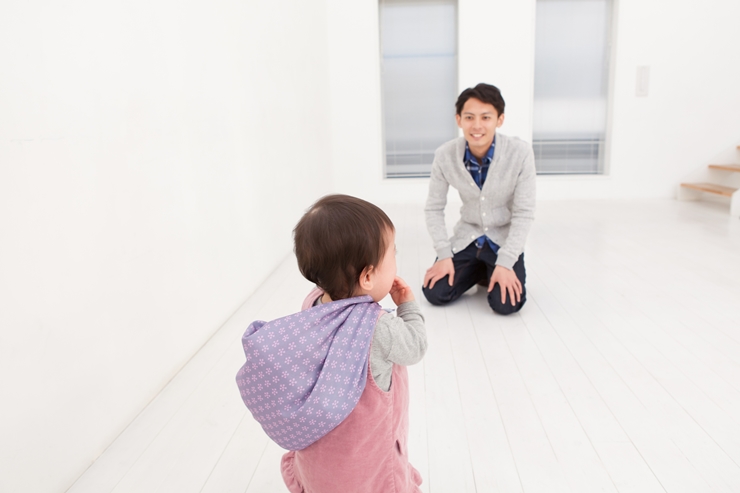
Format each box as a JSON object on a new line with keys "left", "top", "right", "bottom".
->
{"left": 367, "top": 228, "right": 397, "bottom": 303}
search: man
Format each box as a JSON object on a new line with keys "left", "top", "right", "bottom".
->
{"left": 422, "top": 83, "right": 535, "bottom": 315}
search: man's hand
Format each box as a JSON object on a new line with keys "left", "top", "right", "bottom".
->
{"left": 423, "top": 257, "right": 455, "bottom": 290}
{"left": 488, "top": 265, "right": 522, "bottom": 305}
{"left": 389, "top": 276, "right": 415, "bottom": 305}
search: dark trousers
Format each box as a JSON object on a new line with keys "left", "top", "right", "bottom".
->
{"left": 422, "top": 242, "right": 527, "bottom": 315}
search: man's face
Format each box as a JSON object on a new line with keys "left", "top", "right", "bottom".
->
{"left": 455, "top": 97, "right": 505, "bottom": 154}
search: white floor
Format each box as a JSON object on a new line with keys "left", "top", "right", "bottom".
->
{"left": 67, "top": 199, "right": 740, "bottom": 493}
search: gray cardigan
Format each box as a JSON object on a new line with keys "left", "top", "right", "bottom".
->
{"left": 424, "top": 134, "right": 536, "bottom": 270}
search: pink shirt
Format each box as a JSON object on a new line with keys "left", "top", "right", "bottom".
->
{"left": 280, "top": 289, "right": 423, "bottom": 492}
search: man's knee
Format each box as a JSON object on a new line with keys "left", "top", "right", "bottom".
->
{"left": 487, "top": 290, "right": 526, "bottom": 315}
{"left": 422, "top": 277, "right": 456, "bottom": 306}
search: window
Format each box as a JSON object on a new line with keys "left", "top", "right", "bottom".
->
{"left": 533, "top": 0, "right": 613, "bottom": 175}
{"left": 379, "top": 0, "right": 458, "bottom": 178}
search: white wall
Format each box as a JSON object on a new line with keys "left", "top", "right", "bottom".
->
{"left": 325, "top": 0, "right": 425, "bottom": 203}
{"left": 0, "top": 1, "right": 332, "bottom": 491}
{"left": 326, "top": 0, "right": 534, "bottom": 205}
{"left": 326, "top": 0, "right": 740, "bottom": 203}
{"left": 603, "top": 0, "right": 740, "bottom": 199}
{"left": 458, "top": 0, "right": 536, "bottom": 142}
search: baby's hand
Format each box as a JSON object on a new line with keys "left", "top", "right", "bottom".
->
{"left": 389, "top": 276, "right": 415, "bottom": 306}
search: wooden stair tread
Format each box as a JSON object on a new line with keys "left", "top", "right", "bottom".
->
{"left": 709, "top": 164, "right": 740, "bottom": 172}
{"left": 709, "top": 164, "right": 740, "bottom": 173}
{"left": 680, "top": 182, "right": 737, "bottom": 197}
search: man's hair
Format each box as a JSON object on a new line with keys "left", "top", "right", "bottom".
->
{"left": 294, "top": 194, "right": 394, "bottom": 301}
{"left": 455, "top": 83, "right": 505, "bottom": 117}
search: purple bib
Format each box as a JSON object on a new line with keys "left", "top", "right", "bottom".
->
{"left": 235, "top": 295, "right": 383, "bottom": 450}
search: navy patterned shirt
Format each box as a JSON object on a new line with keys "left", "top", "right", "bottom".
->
{"left": 464, "top": 139, "right": 494, "bottom": 188}
{"left": 464, "top": 138, "right": 500, "bottom": 254}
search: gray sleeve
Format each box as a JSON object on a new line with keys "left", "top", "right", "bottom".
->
{"left": 424, "top": 152, "right": 453, "bottom": 260}
{"left": 496, "top": 145, "right": 536, "bottom": 269}
{"left": 370, "top": 300, "right": 427, "bottom": 391}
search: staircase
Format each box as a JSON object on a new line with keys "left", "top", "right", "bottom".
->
{"left": 679, "top": 146, "right": 740, "bottom": 217}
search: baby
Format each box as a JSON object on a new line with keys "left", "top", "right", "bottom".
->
{"left": 236, "top": 194, "right": 427, "bottom": 492}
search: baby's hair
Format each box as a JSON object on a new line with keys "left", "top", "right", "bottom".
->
{"left": 294, "top": 194, "right": 395, "bottom": 301}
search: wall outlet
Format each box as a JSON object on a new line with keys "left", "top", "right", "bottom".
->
{"left": 636, "top": 66, "right": 650, "bottom": 97}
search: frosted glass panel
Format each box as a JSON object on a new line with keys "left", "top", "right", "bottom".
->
{"left": 380, "top": 0, "right": 457, "bottom": 178}
{"left": 533, "top": 0, "right": 612, "bottom": 175}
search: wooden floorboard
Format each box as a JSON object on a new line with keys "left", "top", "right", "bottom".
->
{"left": 69, "top": 199, "right": 740, "bottom": 493}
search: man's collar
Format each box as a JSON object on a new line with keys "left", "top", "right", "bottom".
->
{"left": 464, "top": 135, "right": 496, "bottom": 164}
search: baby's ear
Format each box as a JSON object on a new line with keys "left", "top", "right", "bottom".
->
{"left": 358, "top": 265, "right": 375, "bottom": 291}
